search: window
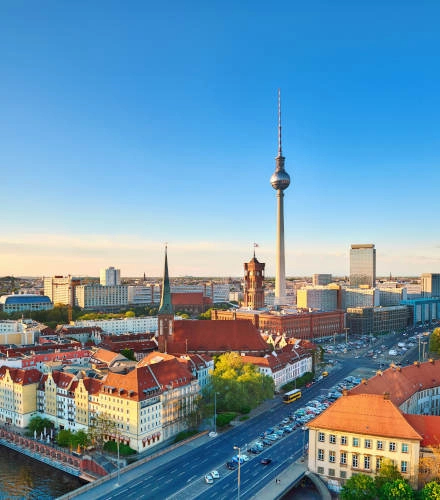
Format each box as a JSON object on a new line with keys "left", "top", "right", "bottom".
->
{"left": 401, "top": 461, "right": 408, "bottom": 473}
{"left": 364, "top": 439, "right": 371, "bottom": 449}
{"left": 317, "top": 466, "right": 324, "bottom": 474}
{"left": 353, "top": 437, "right": 359, "bottom": 447}
{"left": 328, "top": 468, "right": 335, "bottom": 477}
{"left": 364, "top": 456, "right": 371, "bottom": 470}
{"left": 376, "top": 457, "right": 382, "bottom": 470}
{"left": 329, "top": 434, "right": 336, "bottom": 444}
{"left": 340, "top": 451, "right": 347, "bottom": 465}
{"left": 329, "top": 451, "right": 335, "bottom": 463}
{"left": 318, "top": 432, "right": 325, "bottom": 442}
{"left": 318, "top": 449, "right": 324, "bottom": 461}
{"left": 341, "top": 436, "right": 347, "bottom": 445}
{"left": 389, "top": 442, "right": 396, "bottom": 452}
{"left": 352, "top": 455, "right": 358, "bottom": 468}
{"left": 377, "top": 440, "right": 383, "bottom": 450}
{"left": 402, "top": 443, "right": 408, "bottom": 453}
{"left": 340, "top": 471, "right": 347, "bottom": 479}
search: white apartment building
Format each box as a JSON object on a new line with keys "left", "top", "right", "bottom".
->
{"left": 379, "top": 287, "right": 408, "bottom": 306}
{"left": 296, "top": 286, "right": 338, "bottom": 312}
{"left": 43, "top": 275, "right": 80, "bottom": 305}
{"left": 100, "top": 267, "right": 121, "bottom": 286}
{"left": 73, "top": 316, "right": 158, "bottom": 334}
{"left": 75, "top": 284, "right": 128, "bottom": 310}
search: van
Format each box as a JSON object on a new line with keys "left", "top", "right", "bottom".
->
{"left": 322, "top": 371, "right": 329, "bottom": 377}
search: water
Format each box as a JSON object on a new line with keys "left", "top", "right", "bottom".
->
{"left": 0, "top": 446, "right": 83, "bottom": 499}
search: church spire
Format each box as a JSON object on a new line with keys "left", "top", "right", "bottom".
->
{"left": 158, "top": 245, "right": 173, "bottom": 315}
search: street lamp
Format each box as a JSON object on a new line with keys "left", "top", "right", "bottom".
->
{"left": 233, "top": 445, "right": 241, "bottom": 500}
{"left": 344, "top": 327, "right": 350, "bottom": 345}
{"left": 114, "top": 429, "right": 121, "bottom": 487}
{"left": 214, "top": 392, "right": 219, "bottom": 435}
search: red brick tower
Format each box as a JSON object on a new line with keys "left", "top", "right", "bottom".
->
{"left": 244, "top": 248, "right": 265, "bottom": 309}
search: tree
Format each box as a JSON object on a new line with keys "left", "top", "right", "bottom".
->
{"left": 380, "top": 479, "right": 414, "bottom": 499}
{"left": 419, "top": 445, "right": 440, "bottom": 486}
{"left": 206, "top": 352, "right": 274, "bottom": 414}
{"left": 421, "top": 480, "right": 440, "bottom": 499}
{"left": 429, "top": 328, "right": 440, "bottom": 355}
{"left": 375, "top": 458, "right": 403, "bottom": 492}
{"left": 120, "top": 348, "right": 136, "bottom": 361}
{"left": 340, "top": 473, "right": 377, "bottom": 500}
{"left": 56, "top": 429, "right": 73, "bottom": 447}
{"left": 125, "top": 310, "right": 135, "bottom": 318}
{"left": 28, "top": 415, "right": 54, "bottom": 435}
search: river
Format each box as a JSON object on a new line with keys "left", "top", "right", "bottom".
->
{"left": 0, "top": 446, "right": 83, "bottom": 499}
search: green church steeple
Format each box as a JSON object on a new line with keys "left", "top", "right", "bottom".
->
{"left": 158, "top": 245, "right": 173, "bottom": 315}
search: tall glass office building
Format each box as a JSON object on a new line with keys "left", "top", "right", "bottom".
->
{"left": 350, "top": 244, "right": 376, "bottom": 288}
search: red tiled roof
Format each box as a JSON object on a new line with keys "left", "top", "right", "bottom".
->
{"left": 0, "top": 367, "right": 41, "bottom": 385}
{"left": 308, "top": 393, "right": 423, "bottom": 441}
{"left": 91, "top": 348, "right": 124, "bottom": 365}
{"left": 403, "top": 414, "right": 440, "bottom": 447}
{"left": 103, "top": 366, "right": 161, "bottom": 402}
{"left": 349, "top": 360, "right": 440, "bottom": 405}
{"left": 169, "top": 319, "right": 271, "bottom": 355}
{"left": 172, "top": 292, "right": 204, "bottom": 305}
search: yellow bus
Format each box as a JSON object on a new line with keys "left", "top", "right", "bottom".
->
{"left": 283, "top": 389, "right": 302, "bottom": 404}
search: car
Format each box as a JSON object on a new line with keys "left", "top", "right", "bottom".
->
{"left": 208, "top": 431, "right": 218, "bottom": 438}
{"left": 226, "top": 461, "right": 236, "bottom": 470}
{"left": 262, "top": 439, "right": 272, "bottom": 446}
{"left": 210, "top": 470, "right": 219, "bottom": 479}
{"left": 232, "top": 454, "right": 249, "bottom": 463}
{"left": 281, "top": 418, "right": 290, "bottom": 425}
{"left": 205, "top": 473, "right": 214, "bottom": 484}
{"left": 260, "top": 458, "right": 272, "bottom": 465}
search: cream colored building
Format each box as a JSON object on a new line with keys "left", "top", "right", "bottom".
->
{"left": 0, "top": 367, "right": 41, "bottom": 427}
{"left": 308, "top": 393, "right": 421, "bottom": 488}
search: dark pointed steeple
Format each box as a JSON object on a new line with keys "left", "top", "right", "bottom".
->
{"left": 158, "top": 245, "right": 173, "bottom": 315}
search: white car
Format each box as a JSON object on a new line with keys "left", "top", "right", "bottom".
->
{"left": 210, "top": 470, "right": 220, "bottom": 479}
{"left": 205, "top": 474, "right": 214, "bottom": 484}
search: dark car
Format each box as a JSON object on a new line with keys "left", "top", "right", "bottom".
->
{"left": 260, "top": 458, "right": 272, "bottom": 465}
{"left": 262, "top": 439, "right": 272, "bottom": 446}
{"left": 226, "top": 461, "right": 236, "bottom": 470}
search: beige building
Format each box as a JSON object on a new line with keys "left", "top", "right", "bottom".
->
{"left": 308, "top": 360, "right": 440, "bottom": 490}
{"left": 0, "top": 367, "right": 41, "bottom": 427}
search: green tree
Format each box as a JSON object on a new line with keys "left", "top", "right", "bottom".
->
{"left": 375, "top": 458, "right": 403, "bottom": 492}
{"left": 57, "top": 429, "right": 73, "bottom": 447}
{"left": 28, "top": 416, "right": 54, "bottom": 435}
{"left": 380, "top": 479, "right": 414, "bottom": 499}
{"left": 206, "top": 352, "right": 274, "bottom": 414}
{"left": 125, "top": 310, "right": 135, "bottom": 318}
{"left": 340, "top": 473, "right": 377, "bottom": 500}
{"left": 429, "top": 328, "right": 440, "bottom": 355}
{"left": 421, "top": 480, "right": 440, "bottom": 499}
{"left": 120, "top": 348, "right": 136, "bottom": 361}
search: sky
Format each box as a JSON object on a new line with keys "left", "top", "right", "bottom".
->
{"left": 1, "top": 1, "right": 439, "bottom": 278}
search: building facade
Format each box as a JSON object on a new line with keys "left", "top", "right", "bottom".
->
{"left": 296, "top": 286, "right": 338, "bottom": 312}
{"left": 100, "top": 267, "right": 121, "bottom": 286}
{"left": 350, "top": 244, "right": 376, "bottom": 288}
{"left": 312, "top": 274, "right": 333, "bottom": 286}
{"left": 243, "top": 254, "right": 265, "bottom": 310}
{"left": 43, "top": 276, "right": 81, "bottom": 306}
{"left": 75, "top": 285, "right": 129, "bottom": 310}
{"left": 346, "top": 305, "right": 409, "bottom": 335}
{"left": 421, "top": 273, "right": 440, "bottom": 298}
{"left": 0, "top": 294, "right": 53, "bottom": 314}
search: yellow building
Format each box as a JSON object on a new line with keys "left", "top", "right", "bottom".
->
{"left": 0, "top": 367, "right": 41, "bottom": 427}
{"left": 308, "top": 393, "right": 422, "bottom": 488}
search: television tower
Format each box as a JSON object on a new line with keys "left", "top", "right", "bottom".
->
{"left": 270, "top": 90, "right": 291, "bottom": 306}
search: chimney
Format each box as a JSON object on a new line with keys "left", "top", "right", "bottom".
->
{"left": 342, "top": 389, "right": 349, "bottom": 396}
{"left": 429, "top": 358, "right": 435, "bottom": 364}
{"left": 383, "top": 392, "right": 391, "bottom": 400}
{"left": 362, "top": 378, "right": 367, "bottom": 385}
{"left": 376, "top": 370, "right": 382, "bottom": 376}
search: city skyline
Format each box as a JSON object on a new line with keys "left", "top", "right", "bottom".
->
{"left": 1, "top": 2, "right": 440, "bottom": 277}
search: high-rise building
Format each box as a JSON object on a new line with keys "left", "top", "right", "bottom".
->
{"left": 349, "top": 244, "right": 376, "bottom": 288}
{"left": 100, "top": 266, "right": 121, "bottom": 286}
{"left": 270, "top": 90, "right": 291, "bottom": 305}
{"left": 421, "top": 273, "right": 440, "bottom": 298}
{"left": 43, "top": 275, "right": 81, "bottom": 306}
{"left": 312, "top": 274, "right": 332, "bottom": 286}
{"left": 296, "top": 286, "right": 338, "bottom": 312}
{"left": 243, "top": 251, "right": 265, "bottom": 310}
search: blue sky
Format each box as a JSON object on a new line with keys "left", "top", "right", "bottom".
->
{"left": 1, "top": 1, "right": 439, "bottom": 278}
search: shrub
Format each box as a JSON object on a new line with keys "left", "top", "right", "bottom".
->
{"left": 216, "top": 412, "right": 236, "bottom": 427}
